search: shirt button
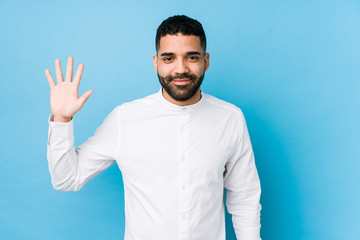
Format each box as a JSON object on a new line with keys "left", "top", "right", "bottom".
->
{"left": 182, "top": 184, "right": 188, "bottom": 190}
{"left": 182, "top": 213, "right": 188, "bottom": 219}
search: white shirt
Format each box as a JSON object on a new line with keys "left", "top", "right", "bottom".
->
{"left": 47, "top": 88, "right": 262, "bottom": 240}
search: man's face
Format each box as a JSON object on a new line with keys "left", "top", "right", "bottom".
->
{"left": 153, "top": 34, "right": 209, "bottom": 102}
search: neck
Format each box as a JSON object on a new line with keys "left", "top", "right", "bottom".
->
{"left": 162, "top": 88, "right": 202, "bottom": 106}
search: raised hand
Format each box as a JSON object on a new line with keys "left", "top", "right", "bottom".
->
{"left": 45, "top": 57, "right": 93, "bottom": 122}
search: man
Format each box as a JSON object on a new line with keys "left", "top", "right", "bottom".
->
{"left": 46, "top": 15, "right": 262, "bottom": 240}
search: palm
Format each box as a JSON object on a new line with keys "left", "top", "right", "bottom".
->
{"left": 45, "top": 57, "right": 93, "bottom": 121}
{"left": 50, "top": 82, "right": 80, "bottom": 117}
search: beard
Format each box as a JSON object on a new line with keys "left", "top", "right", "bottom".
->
{"left": 157, "top": 71, "right": 205, "bottom": 102}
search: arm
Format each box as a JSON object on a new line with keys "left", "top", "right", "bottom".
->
{"left": 45, "top": 57, "right": 117, "bottom": 191}
{"left": 47, "top": 107, "right": 119, "bottom": 191}
{"left": 223, "top": 112, "right": 262, "bottom": 240}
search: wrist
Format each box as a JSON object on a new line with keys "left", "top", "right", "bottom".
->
{"left": 53, "top": 115, "right": 72, "bottom": 122}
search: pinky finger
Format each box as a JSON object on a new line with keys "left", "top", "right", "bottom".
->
{"left": 45, "top": 69, "right": 56, "bottom": 89}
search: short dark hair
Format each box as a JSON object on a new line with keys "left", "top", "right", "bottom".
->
{"left": 155, "top": 15, "right": 206, "bottom": 53}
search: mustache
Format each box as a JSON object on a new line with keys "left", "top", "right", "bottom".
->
{"left": 165, "top": 73, "right": 196, "bottom": 82}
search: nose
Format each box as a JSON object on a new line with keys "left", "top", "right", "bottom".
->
{"left": 174, "top": 59, "right": 189, "bottom": 74}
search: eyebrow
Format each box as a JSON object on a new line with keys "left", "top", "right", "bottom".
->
{"left": 160, "top": 51, "right": 202, "bottom": 57}
{"left": 160, "top": 52, "right": 175, "bottom": 57}
{"left": 186, "top": 51, "right": 202, "bottom": 56}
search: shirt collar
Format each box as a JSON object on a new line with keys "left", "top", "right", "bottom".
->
{"left": 156, "top": 87, "right": 205, "bottom": 112}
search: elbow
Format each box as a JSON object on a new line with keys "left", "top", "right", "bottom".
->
{"left": 49, "top": 167, "right": 83, "bottom": 192}
{"left": 51, "top": 179, "right": 81, "bottom": 192}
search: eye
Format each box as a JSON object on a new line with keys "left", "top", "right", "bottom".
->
{"left": 188, "top": 55, "right": 199, "bottom": 61}
{"left": 163, "top": 57, "right": 173, "bottom": 62}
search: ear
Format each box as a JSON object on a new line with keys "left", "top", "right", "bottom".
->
{"left": 204, "top": 52, "right": 210, "bottom": 72}
{"left": 153, "top": 54, "right": 158, "bottom": 73}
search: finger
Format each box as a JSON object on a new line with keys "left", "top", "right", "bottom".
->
{"left": 65, "top": 56, "right": 73, "bottom": 82}
{"left": 78, "top": 90, "right": 94, "bottom": 108}
{"left": 55, "top": 59, "right": 64, "bottom": 83}
{"left": 73, "top": 63, "right": 84, "bottom": 89}
{"left": 45, "top": 69, "right": 56, "bottom": 89}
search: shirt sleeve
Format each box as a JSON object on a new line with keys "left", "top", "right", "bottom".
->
{"left": 47, "top": 106, "right": 120, "bottom": 191}
{"left": 223, "top": 111, "right": 262, "bottom": 240}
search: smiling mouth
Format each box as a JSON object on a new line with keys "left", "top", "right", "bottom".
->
{"left": 172, "top": 79, "right": 191, "bottom": 85}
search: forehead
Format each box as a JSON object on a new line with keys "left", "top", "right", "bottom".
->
{"left": 158, "top": 34, "right": 202, "bottom": 54}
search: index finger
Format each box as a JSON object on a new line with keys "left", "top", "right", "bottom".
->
{"left": 73, "top": 63, "right": 84, "bottom": 89}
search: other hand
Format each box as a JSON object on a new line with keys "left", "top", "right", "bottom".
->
{"left": 45, "top": 57, "right": 93, "bottom": 122}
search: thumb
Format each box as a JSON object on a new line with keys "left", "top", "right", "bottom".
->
{"left": 78, "top": 90, "right": 94, "bottom": 108}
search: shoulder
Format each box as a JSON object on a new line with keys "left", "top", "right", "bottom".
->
{"left": 113, "top": 91, "right": 158, "bottom": 111}
{"left": 202, "top": 92, "right": 246, "bottom": 120}
{"left": 108, "top": 92, "right": 160, "bottom": 122}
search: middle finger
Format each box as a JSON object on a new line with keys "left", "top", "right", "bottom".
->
{"left": 65, "top": 56, "right": 73, "bottom": 82}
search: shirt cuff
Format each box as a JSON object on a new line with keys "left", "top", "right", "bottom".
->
{"left": 48, "top": 114, "right": 74, "bottom": 139}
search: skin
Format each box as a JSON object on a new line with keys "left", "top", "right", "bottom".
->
{"left": 45, "top": 57, "right": 93, "bottom": 122}
{"left": 153, "top": 34, "right": 209, "bottom": 106}
{"left": 45, "top": 34, "right": 209, "bottom": 122}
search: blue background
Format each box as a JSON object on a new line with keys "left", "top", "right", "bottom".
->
{"left": 0, "top": 0, "right": 359, "bottom": 239}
